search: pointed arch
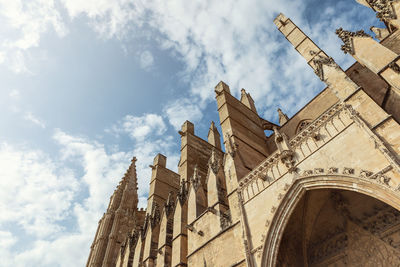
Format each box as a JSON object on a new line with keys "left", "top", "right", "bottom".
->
{"left": 295, "top": 119, "right": 312, "bottom": 134}
{"left": 260, "top": 174, "right": 400, "bottom": 267}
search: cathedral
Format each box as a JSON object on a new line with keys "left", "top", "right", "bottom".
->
{"left": 87, "top": 1, "right": 400, "bottom": 266}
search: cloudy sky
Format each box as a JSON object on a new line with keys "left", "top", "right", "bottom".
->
{"left": 0, "top": 0, "right": 382, "bottom": 266}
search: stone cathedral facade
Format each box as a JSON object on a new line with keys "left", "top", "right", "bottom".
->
{"left": 87, "top": 1, "right": 400, "bottom": 266}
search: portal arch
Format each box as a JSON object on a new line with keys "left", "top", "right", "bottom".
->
{"left": 260, "top": 174, "right": 400, "bottom": 267}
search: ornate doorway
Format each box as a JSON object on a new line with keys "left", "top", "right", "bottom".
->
{"left": 276, "top": 189, "right": 400, "bottom": 266}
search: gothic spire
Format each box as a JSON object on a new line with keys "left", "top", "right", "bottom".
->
{"left": 277, "top": 108, "right": 289, "bottom": 126}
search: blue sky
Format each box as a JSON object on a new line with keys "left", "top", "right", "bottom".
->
{"left": 0, "top": 0, "right": 383, "bottom": 266}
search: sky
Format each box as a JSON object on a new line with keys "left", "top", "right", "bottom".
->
{"left": 0, "top": 0, "right": 384, "bottom": 266}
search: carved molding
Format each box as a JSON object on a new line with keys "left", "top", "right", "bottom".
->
{"left": 335, "top": 28, "right": 372, "bottom": 55}
{"left": 238, "top": 102, "right": 400, "bottom": 202}
{"left": 239, "top": 103, "right": 344, "bottom": 190}
{"left": 301, "top": 166, "right": 394, "bottom": 189}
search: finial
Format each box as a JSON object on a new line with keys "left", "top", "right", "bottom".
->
{"left": 208, "top": 148, "right": 220, "bottom": 174}
{"left": 277, "top": 108, "right": 289, "bottom": 126}
{"left": 177, "top": 179, "right": 188, "bottom": 204}
{"left": 165, "top": 192, "right": 175, "bottom": 216}
{"left": 335, "top": 28, "right": 371, "bottom": 55}
{"left": 191, "top": 165, "right": 201, "bottom": 191}
{"left": 208, "top": 121, "right": 221, "bottom": 149}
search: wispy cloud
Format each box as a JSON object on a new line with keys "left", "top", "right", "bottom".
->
{"left": 163, "top": 98, "right": 203, "bottom": 130}
{"left": 24, "top": 112, "right": 46, "bottom": 128}
{"left": 108, "top": 113, "right": 166, "bottom": 141}
{"left": 9, "top": 89, "right": 20, "bottom": 99}
{"left": 139, "top": 50, "right": 154, "bottom": 70}
{"left": 0, "top": 0, "right": 67, "bottom": 73}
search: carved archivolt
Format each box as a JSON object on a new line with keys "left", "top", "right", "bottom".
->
{"left": 301, "top": 166, "right": 394, "bottom": 189}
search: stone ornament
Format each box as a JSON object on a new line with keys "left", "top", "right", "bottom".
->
{"left": 310, "top": 51, "right": 340, "bottom": 81}
{"left": 388, "top": 61, "right": 400, "bottom": 73}
{"left": 335, "top": 28, "right": 372, "bottom": 55}
{"left": 300, "top": 166, "right": 394, "bottom": 189}
{"left": 367, "top": 0, "right": 398, "bottom": 20}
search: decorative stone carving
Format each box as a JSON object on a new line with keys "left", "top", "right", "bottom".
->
{"left": 150, "top": 203, "right": 161, "bottom": 228}
{"left": 225, "top": 133, "right": 238, "bottom": 157}
{"left": 259, "top": 171, "right": 273, "bottom": 183}
{"left": 370, "top": 172, "right": 391, "bottom": 186}
{"left": 367, "top": 0, "right": 398, "bottom": 20}
{"left": 343, "top": 167, "right": 355, "bottom": 175}
{"left": 360, "top": 205, "right": 400, "bottom": 235}
{"left": 280, "top": 150, "right": 297, "bottom": 173}
{"left": 177, "top": 179, "right": 188, "bottom": 205}
{"left": 335, "top": 28, "right": 372, "bottom": 55}
{"left": 296, "top": 120, "right": 311, "bottom": 134}
{"left": 310, "top": 51, "right": 340, "bottom": 81}
{"left": 284, "top": 183, "right": 290, "bottom": 191}
{"left": 314, "top": 168, "right": 324, "bottom": 174}
{"left": 346, "top": 222, "right": 400, "bottom": 266}
{"left": 309, "top": 231, "right": 348, "bottom": 265}
{"left": 388, "top": 61, "right": 400, "bottom": 74}
{"left": 328, "top": 167, "right": 339, "bottom": 174}
{"left": 164, "top": 192, "right": 175, "bottom": 217}
{"left": 303, "top": 170, "right": 313, "bottom": 176}
{"left": 208, "top": 148, "right": 220, "bottom": 174}
{"left": 220, "top": 210, "right": 232, "bottom": 230}
{"left": 360, "top": 170, "right": 373, "bottom": 178}
{"left": 191, "top": 165, "right": 201, "bottom": 191}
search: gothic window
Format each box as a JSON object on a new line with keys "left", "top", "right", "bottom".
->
{"left": 296, "top": 119, "right": 311, "bottom": 134}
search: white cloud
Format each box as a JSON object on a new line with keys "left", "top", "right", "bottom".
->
{"left": 106, "top": 113, "right": 180, "bottom": 206}
{"left": 24, "top": 112, "right": 46, "bottom": 128}
{"left": 9, "top": 89, "right": 20, "bottom": 99}
{"left": 0, "top": 143, "right": 79, "bottom": 238}
{"left": 0, "top": 0, "right": 67, "bottom": 73}
{"left": 163, "top": 98, "right": 203, "bottom": 130}
{"left": 61, "top": 0, "right": 145, "bottom": 38}
{"left": 109, "top": 113, "right": 167, "bottom": 141}
{"left": 0, "top": 131, "right": 140, "bottom": 266}
{"left": 55, "top": 0, "right": 378, "bottom": 120}
{"left": 140, "top": 50, "right": 154, "bottom": 70}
